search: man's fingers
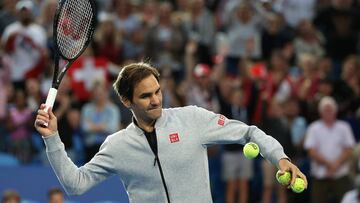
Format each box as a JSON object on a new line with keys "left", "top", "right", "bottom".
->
{"left": 40, "top": 103, "right": 46, "bottom": 110}
{"left": 290, "top": 167, "right": 298, "bottom": 186}
{"left": 37, "top": 109, "right": 49, "bottom": 118}
{"left": 298, "top": 172, "right": 308, "bottom": 188}
{"left": 35, "top": 115, "right": 49, "bottom": 126}
{"left": 48, "top": 107, "right": 56, "bottom": 119}
{"left": 35, "top": 119, "right": 47, "bottom": 128}
{"left": 36, "top": 114, "right": 49, "bottom": 122}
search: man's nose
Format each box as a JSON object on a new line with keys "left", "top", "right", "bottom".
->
{"left": 150, "top": 94, "right": 160, "bottom": 105}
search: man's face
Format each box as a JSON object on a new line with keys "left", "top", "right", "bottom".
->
{"left": 126, "top": 75, "right": 162, "bottom": 123}
{"left": 49, "top": 193, "right": 64, "bottom": 203}
{"left": 320, "top": 104, "right": 337, "bottom": 123}
{"left": 18, "top": 8, "right": 33, "bottom": 25}
{"left": 4, "top": 199, "right": 20, "bottom": 203}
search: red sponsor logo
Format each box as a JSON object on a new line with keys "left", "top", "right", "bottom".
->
{"left": 218, "top": 115, "right": 226, "bottom": 126}
{"left": 169, "top": 133, "right": 180, "bottom": 143}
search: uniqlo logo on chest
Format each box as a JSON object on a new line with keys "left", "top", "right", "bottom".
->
{"left": 169, "top": 133, "right": 180, "bottom": 143}
{"left": 218, "top": 115, "right": 226, "bottom": 126}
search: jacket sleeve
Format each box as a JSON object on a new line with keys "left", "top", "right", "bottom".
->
{"left": 192, "top": 106, "right": 288, "bottom": 167}
{"left": 43, "top": 132, "right": 115, "bottom": 195}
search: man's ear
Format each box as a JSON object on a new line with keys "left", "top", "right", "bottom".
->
{"left": 120, "top": 96, "right": 131, "bottom": 108}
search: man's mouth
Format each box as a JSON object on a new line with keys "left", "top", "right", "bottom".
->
{"left": 148, "top": 106, "right": 161, "bottom": 111}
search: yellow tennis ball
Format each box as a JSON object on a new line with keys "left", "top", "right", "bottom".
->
{"left": 291, "top": 178, "right": 306, "bottom": 193}
{"left": 243, "top": 142, "right": 259, "bottom": 159}
{"left": 276, "top": 170, "right": 291, "bottom": 185}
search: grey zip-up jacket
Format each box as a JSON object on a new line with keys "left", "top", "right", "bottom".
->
{"left": 43, "top": 106, "right": 288, "bottom": 203}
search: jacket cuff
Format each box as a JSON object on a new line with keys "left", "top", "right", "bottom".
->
{"left": 42, "top": 131, "right": 64, "bottom": 152}
{"left": 269, "top": 149, "right": 289, "bottom": 168}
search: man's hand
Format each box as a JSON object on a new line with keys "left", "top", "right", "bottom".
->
{"left": 278, "top": 158, "right": 308, "bottom": 189}
{"left": 326, "top": 161, "right": 340, "bottom": 178}
{"left": 34, "top": 104, "right": 58, "bottom": 137}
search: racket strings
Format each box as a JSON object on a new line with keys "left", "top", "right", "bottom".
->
{"left": 57, "top": 0, "right": 93, "bottom": 59}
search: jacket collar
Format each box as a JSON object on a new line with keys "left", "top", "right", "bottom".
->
{"left": 128, "top": 109, "right": 167, "bottom": 134}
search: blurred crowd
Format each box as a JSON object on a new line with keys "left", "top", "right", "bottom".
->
{"left": 2, "top": 187, "right": 65, "bottom": 203}
{"left": 0, "top": 0, "right": 360, "bottom": 203}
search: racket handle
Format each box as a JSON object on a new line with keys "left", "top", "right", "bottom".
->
{"left": 45, "top": 88, "right": 58, "bottom": 112}
{"left": 43, "top": 88, "right": 58, "bottom": 126}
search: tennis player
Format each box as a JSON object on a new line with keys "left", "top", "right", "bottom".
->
{"left": 35, "top": 62, "right": 307, "bottom": 203}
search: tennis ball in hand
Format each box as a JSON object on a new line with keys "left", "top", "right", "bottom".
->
{"left": 276, "top": 170, "right": 291, "bottom": 185}
{"left": 291, "top": 178, "right": 306, "bottom": 193}
{"left": 243, "top": 142, "right": 259, "bottom": 159}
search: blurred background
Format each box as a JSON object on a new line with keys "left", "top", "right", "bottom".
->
{"left": 0, "top": 0, "right": 360, "bottom": 202}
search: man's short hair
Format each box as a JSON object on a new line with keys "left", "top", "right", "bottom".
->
{"left": 113, "top": 62, "right": 160, "bottom": 101}
{"left": 48, "top": 188, "right": 63, "bottom": 199}
{"left": 318, "top": 96, "right": 338, "bottom": 113}
{"left": 2, "top": 190, "right": 21, "bottom": 203}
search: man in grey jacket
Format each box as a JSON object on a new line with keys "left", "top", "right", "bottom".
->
{"left": 34, "top": 62, "right": 307, "bottom": 203}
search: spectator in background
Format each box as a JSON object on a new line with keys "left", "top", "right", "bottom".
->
{"left": 25, "top": 78, "right": 43, "bottom": 112}
{"left": 295, "top": 53, "right": 320, "bottom": 121}
{"left": 114, "top": 0, "right": 141, "bottom": 38}
{"left": 333, "top": 55, "right": 360, "bottom": 117}
{"left": 252, "top": 51, "right": 294, "bottom": 124}
{"left": 47, "top": 188, "right": 64, "bottom": 203}
{"left": 224, "top": 1, "right": 262, "bottom": 75}
{"left": 315, "top": 0, "right": 359, "bottom": 78}
{"left": 327, "top": 10, "right": 358, "bottom": 77}
{"left": 273, "top": 0, "right": 316, "bottom": 28}
{"left": 93, "top": 12, "right": 123, "bottom": 65}
{"left": 314, "top": 0, "right": 359, "bottom": 38}
{"left": 185, "top": 0, "right": 215, "bottom": 65}
{"left": 314, "top": 78, "right": 334, "bottom": 108}
{"left": 81, "top": 80, "right": 120, "bottom": 162}
{"left": 37, "top": 0, "right": 58, "bottom": 54}
{"left": 183, "top": 63, "right": 220, "bottom": 113}
{"left": 341, "top": 142, "right": 360, "bottom": 203}
{"left": 293, "top": 19, "right": 325, "bottom": 63}
{"left": 261, "top": 99, "right": 295, "bottom": 203}
{"left": 283, "top": 98, "right": 307, "bottom": 160}
{"left": 333, "top": 55, "right": 360, "bottom": 141}
{"left": 317, "top": 56, "right": 333, "bottom": 80}
{"left": 221, "top": 88, "right": 253, "bottom": 203}
{"left": 1, "top": 190, "right": 20, "bottom": 203}
{"left": 181, "top": 40, "right": 220, "bottom": 112}
{"left": 283, "top": 98, "right": 308, "bottom": 203}
{"left": 121, "top": 23, "right": 146, "bottom": 62}
{"left": 141, "top": 0, "right": 158, "bottom": 27}
{"left": 144, "top": 2, "right": 187, "bottom": 75}
{"left": 159, "top": 68, "right": 184, "bottom": 108}
{"left": 0, "top": 0, "right": 18, "bottom": 36}
{"left": 95, "top": 0, "right": 113, "bottom": 12}
{"left": 265, "top": 51, "right": 294, "bottom": 104}
{"left": 261, "top": 13, "right": 292, "bottom": 60}
{"left": 304, "top": 96, "right": 355, "bottom": 203}
{"left": 6, "top": 89, "right": 33, "bottom": 163}
{"left": 0, "top": 56, "right": 10, "bottom": 152}
{"left": 1, "top": 0, "right": 47, "bottom": 89}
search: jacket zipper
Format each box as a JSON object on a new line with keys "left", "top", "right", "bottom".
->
{"left": 154, "top": 155, "right": 171, "bottom": 203}
{"left": 144, "top": 131, "right": 171, "bottom": 203}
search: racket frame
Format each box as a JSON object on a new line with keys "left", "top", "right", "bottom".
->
{"left": 44, "top": 0, "right": 96, "bottom": 113}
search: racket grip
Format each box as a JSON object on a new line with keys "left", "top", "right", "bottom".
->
{"left": 45, "top": 88, "right": 58, "bottom": 112}
{"left": 43, "top": 88, "right": 58, "bottom": 127}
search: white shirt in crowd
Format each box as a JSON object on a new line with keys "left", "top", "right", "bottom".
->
{"left": 304, "top": 120, "right": 355, "bottom": 179}
{"left": 341, "top": 189, "right": 360, "bottom": 203}
{"left": 1, "top": 22, "right": 46, "bottom": 82}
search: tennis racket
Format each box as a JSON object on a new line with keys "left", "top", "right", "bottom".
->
{"left": 44, "top": 0, "right": 96, "bottom": 118}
